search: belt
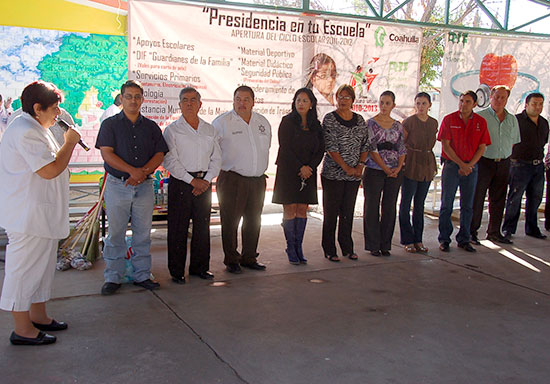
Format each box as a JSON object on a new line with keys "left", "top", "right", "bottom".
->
{"left": 511, "top": 159, "right": 543, "bottom": 165}
{"left": 485, "top": 156, "right": 509, "bottom": 162}
{"left": 189, "top": 171, "right": 207, "bottom": 179}
{"left": 112, "top": 174, "right": 152, "bottom": 182}
{"left": 221, "top": 170, "right": 267, "bottom": 179}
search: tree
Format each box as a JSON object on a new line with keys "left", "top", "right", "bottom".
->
{"left": 353, "top": 0, "right": 480, "bottom": 89}
{"left": 38, "top": 34, "right": 128, "bottom": 124}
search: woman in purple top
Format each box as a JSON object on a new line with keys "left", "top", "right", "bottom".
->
{"left": 363, "top": 90, "right": 407, "bottom": 256}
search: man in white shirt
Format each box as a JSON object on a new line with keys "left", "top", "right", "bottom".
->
{"left": 212, "top": 86, "right": 271, "bottom": 274}
{"left": 100, "top": 94, "right": 122, "bottom": 123}
{"left": 163, "top": 87, "right": 221, "bottom": 283}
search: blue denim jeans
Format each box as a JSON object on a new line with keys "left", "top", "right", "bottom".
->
{"left": 502, "top": 162, "right": 545, "bottom": 235}
{"left": 438, "top": 160, "right": 478, "bottom": 245}
{"left": 103, "top": 174, "right": 154, "bottom": 283}
{"left": 399, "top": 177, "right": 431, "bottom": 245}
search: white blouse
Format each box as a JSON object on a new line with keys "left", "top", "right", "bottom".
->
{"left": 0, "top": 112, "right": 70, "bottom": 239}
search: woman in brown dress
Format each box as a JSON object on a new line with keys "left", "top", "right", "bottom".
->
{"left": 398, "top": 92, "right": 438, "bottom": 253}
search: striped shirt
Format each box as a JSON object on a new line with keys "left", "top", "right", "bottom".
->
{"left": 321, "top": 111, "right": 371, "bottom": 181}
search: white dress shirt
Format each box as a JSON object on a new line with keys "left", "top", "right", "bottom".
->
{"left": 212, "top": 110, "right": 271, "bottom": 177}
{"left": 100, "top": 104, "right": 122, "bottom": 123}
{"left": 163, "top": 115, "right": 221, "bottom": 184}
{"left": 0, "top": 112, "right": 70, "bottom": 239}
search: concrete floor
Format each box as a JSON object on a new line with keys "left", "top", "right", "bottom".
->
{"left": 1, "top": 209, "right": 550, "bottom": 384}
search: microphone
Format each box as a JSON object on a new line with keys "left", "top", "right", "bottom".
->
{"left": 56, "top": 119, "right": 90, "bottom": 151}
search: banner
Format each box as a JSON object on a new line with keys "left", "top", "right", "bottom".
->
{"left": 129, "top": 0, "right": 422, "bottom": 122}
{"left": 441, "top": 32, "right": 550, "bottom": 120}
{"left": 129, "top": 0, "right": 422, "bottom": 174}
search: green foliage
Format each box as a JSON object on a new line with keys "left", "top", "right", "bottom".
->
{"left": 419, "top": 29, "right": 444, "bottom": 89}
{"left": 38, "top": 34, "right": 128, "bottom": 124}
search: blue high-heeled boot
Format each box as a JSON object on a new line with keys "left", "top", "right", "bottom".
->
{"left": 295, "top": 217, "right": 307, "bottom": 264}
{"left": 282, "top": 219, "right": 300, "bottom": 265}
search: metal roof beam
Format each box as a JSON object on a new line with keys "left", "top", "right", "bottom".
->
{"left": 475, "top": 0, "right": 504, "bottom": 30}
{"left": 361, "top": 0, "right": 380, "bottom": 18}
{"left": 510, "top": 11, "right": 550, "bottom": 31}
{"left": 384, "top": 0, "right": 414, "bottom": 19}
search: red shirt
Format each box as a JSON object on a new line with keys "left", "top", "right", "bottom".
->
{"left": 437, "top": 111, "right": 491, "bottom": 162}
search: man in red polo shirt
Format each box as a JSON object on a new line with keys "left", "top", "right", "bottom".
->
{"left": 437, "top": 91, "right": 491, "bottom": 252}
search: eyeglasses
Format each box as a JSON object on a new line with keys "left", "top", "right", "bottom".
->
{"left": 337, "top": 96, "right": 352, "bottom": 100}
{"left": 123, "top": 94, "right": 143, "bottom": 101}
{"left": 315, "top": 71, "right": 337, "bottom": 80}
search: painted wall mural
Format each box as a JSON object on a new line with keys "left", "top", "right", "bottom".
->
{"left": 0, "top": 25, "right": 128, "bottom": 176}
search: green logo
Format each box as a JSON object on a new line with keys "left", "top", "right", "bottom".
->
{"left": 374, "top": 26, "right": 386, "bottom": 47}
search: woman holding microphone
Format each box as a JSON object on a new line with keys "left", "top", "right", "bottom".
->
{"left": 0, "top": 81, "right": 81, "bottom": 345}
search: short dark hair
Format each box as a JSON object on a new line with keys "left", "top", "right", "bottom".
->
{"left": 234, "top": 85, "right": 255, "bottom": 99}
{"left": 114, "top": 94, "right": 122, "bottom": 106}
{"left": 380, "top": 90, "right": 396, "bottom": 103}
{"left": 121, "top": 80, "right": 143, "bottom": 95}
{"left": 526, "top": 92, "right": 545, "bottom": 104}
{"left": 460, "top": 90, "right": 477, "bottom": 103}
{"left": 336, "top": 84, "right": 355, "bottom": 102}
{"left": 21, "top": 81, "right": 63, "bottom": 117}
{"left": 415, "top": 92, "right": 431, "bottom": 103}
{"left": 179, "top": 87, "right": 201, "bottom": 101}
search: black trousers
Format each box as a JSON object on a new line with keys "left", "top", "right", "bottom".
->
{"left": 321, "top": 176, "right": 361, "bottom": 256}
{"left": 545, "top": 169, "right": 550, "bottom": 231}
{"left": 167, "top": 176, "right": 212, "bottom": 277}
{"left": 216, "top": 170, "right": 266, "bottom": 265}
{"left": 471, "top": 157, "right": 510, "bottom": 237}
{"left": 363, "top": 168, "right": 403, "bottom": 252}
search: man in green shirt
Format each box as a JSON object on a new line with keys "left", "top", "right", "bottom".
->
{"left": 471, "top": 85, "right": 520, "bottom": 244}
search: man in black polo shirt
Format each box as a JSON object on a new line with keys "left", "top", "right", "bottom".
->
{"left": 96, "top": 80, "right": 169, "bottom": 295}
{"left": 502, "top": 93, "right": 549, "bottom": 240}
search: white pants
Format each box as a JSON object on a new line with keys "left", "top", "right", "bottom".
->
{"left": 0, "top": 232, "right": 58, "bottom": 311}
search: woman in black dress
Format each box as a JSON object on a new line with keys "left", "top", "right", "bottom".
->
{"left": 273, "top": 88, "right": 324, "bottom": 265}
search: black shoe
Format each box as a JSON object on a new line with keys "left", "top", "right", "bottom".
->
{"left": 343, "top": 253, "right": 358, "bottom": 260}
{"left": 324, "top": 254, "right": 340, "bottom": 262}
{"left": 226, "top": 263, "right": 242, "bottom": 274}
{"left": 101, "top": 282, "right": 121, "bottom": 296}
{"left": 503, "top": 231, "right": 513, "bottom": 240}
{"left": 10, "top": 331, "right": 56, "bottom": 346}
{"left": 241, "top": 261, "right": 267, "bottom": 271}
{"left": 133, "top": 279, "right": 160, "bottom": 290}
{"left": 370, "top": 250, "right": 381, "bottom": 256}
{"left": 486, "top": 234, "right": 513, "bottom": 244}
{"left": 439, "top": 242, "right": 450, "bottom": 252}
{"left": 458, "top": 243, "right": 476, "bottom": 252}
{"left": 381, "top": 250, "right": 391, "bottom": 256}
{"left": 171, "top": 276, "right": 186, "bottom": 285}
{"left": 526, "top": 232, "right": 547, "bottom": 239}
{"left": 190, "top": 271, "right": 214, "bottom": 280}
{"left": 32, "top": 319, "right": 68, "bottom": 332}
{"left": 470, "top": 234, "right": 481, "bottom": 245}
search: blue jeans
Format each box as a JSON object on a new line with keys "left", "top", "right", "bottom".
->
{"left": 399, "top": 177, "right": 431, "bottom": 245}
{"left": 438, "top": 160, "right": 478, "bottom": 245}
{"left": 103, "top": 174, "right": 154, "bottom": 283}
{"left": 502, "top": 162, "right": 545, "bottom": 235}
